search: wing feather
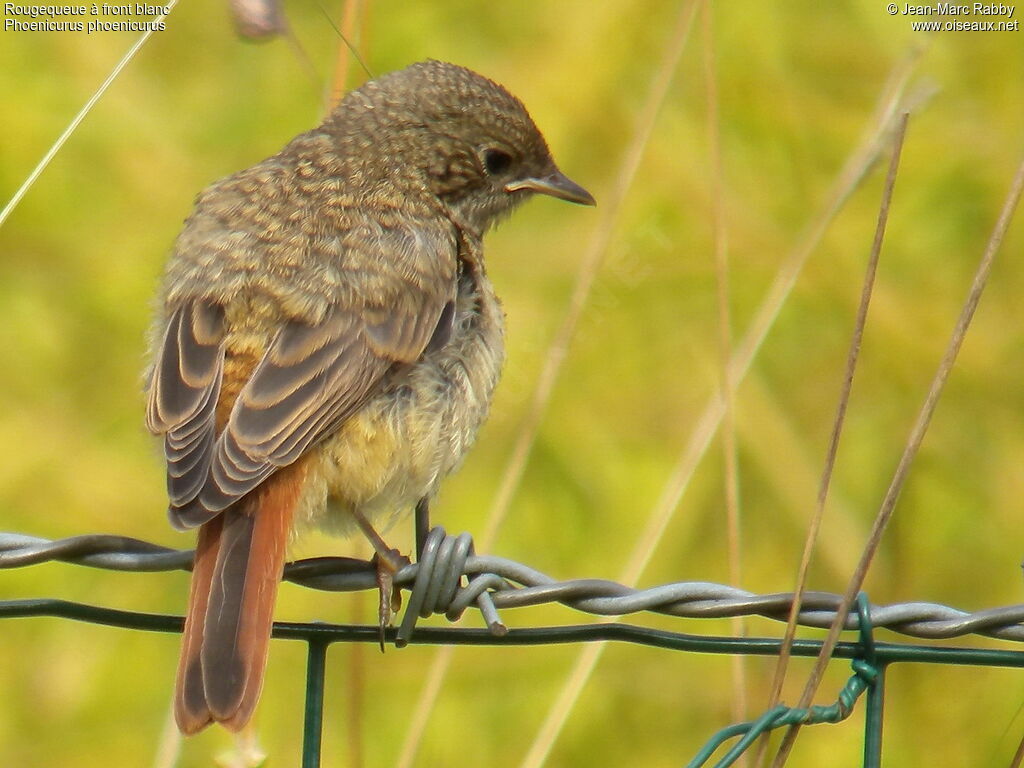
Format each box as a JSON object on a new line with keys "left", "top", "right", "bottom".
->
{"left": 193, "top": 310, "right": 398, "bottom": 516}
{"left": 159, "top": 223, "right": 457, "bottom": 529}
{"left": 146, "top": 302, "right": 227, "bottom": 518}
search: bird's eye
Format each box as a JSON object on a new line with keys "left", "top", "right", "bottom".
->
{"left": 482, "top": 148, "right": 513, "bottom": 176}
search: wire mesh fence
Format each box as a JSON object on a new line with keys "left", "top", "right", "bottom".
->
{"left": 4, "top": 528, "right": 1024, "bottom": 768}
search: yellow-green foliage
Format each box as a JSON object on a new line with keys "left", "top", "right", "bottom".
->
{"left": 1, "top": 2, "right": 1022, "bottom": 766}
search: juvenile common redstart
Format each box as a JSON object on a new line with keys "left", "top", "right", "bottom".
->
{"left": 145, "top": 59, "right": 594, "bottom": 734}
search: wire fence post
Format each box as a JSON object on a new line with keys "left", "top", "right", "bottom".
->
{"left": 302, "top": 636, "right": 329, "bottom": 768}
{"left": 862, "top": 662, "right": 886, "bottom": 768}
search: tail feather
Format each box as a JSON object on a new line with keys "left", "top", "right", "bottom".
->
{"left": 174, "top": 516, "right": 222, "bottom": 734}
{"left": 173, "top": 463, "right": 304, "bottom": 734}
{"left": 202, "top": 507, "right": 260, "bottom": 720}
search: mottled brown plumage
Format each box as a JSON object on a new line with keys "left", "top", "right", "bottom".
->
{"left": 145, "top": 59, "right": 593, "bottom": 735}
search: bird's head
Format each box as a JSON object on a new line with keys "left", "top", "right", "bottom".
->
{"left": 330, "top": 60, "right": 595, "bottom": 233}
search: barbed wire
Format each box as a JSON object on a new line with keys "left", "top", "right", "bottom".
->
{"left": 4, "top": 529, "right": 1024, "bottom": 643}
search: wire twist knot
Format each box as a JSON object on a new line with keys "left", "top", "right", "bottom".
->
{"left": 395, "top": 526, "right": 508, "bottom": 647}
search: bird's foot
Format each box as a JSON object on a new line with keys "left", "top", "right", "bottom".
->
{"left": 371, "top": 548, "right": 411, "bottom": 651}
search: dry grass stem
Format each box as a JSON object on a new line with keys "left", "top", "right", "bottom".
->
{"left": 753, "top": 111, "right": 910, "bottom": 765}
{"left": 394, "top": 4, "right": 698, "bottom": 765}
{"left": 325, "top": 0, "right": 372, "bottom": 108}
{"left": 477, "top": 7, "right": 696, "bottom": 554}
{"left": 150, "top": 701, "right": 182, "bottom": 768}
{"left": 771, "top": 154, "right": 1024, "bottom": 767}
{"left": 701, "top": 0, "right": 747, "bottom": 745}
{"left": 517, "top": 23, "right": 929, "bottom": 768}
{"left": 282, "top": 28, "right": 324, "bottom": 108}
{"left": 0, "top": 0, "right": 178, "bottom": 231}
{"left": 1010, "top": 731, "right": 1024, "bottom": 768}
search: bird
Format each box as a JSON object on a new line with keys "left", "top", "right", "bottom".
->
{"left": 144, "top": 59, "right": 594, "bottom": 735}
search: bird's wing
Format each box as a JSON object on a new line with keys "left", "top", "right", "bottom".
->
{"left": 148, "top": 225, "right": 457, "bottom": 530}
{"left": 194, "top": 288, "right": 451, "bottom": 523}
{"left": 146, "top": 301, "right": 227, "bottom": 512}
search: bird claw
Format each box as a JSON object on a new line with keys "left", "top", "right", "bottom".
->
{"left": 371, "top": 548, "right": 410, "bottom": 651}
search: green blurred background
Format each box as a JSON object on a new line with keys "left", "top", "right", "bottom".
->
{"left": 1, "top": 1, "right": 1023, "bottom": 766}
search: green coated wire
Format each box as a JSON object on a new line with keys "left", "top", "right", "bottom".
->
{"left": 686, "top": 593, "right": 880, "bottom": 768}
{"left": 302, "top": 638, "right": 329, "bottom": 768}
{"left": 3, "top": 598, "right": 1024, "bottom": 669}
{"left": 5, "top": 594, "right": 1024, "bottom": 768}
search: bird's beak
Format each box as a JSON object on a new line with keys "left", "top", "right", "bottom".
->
{"left": 505, "top": 171, "right": 596, "bottom": 206}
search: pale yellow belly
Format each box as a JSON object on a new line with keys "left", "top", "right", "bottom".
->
{"left": 294, "top": 307, "right": 504, "bottom": 538}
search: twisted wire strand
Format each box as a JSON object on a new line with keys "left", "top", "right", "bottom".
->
{"left": 3, "top": 530, "right": 1024, "bottom": 642}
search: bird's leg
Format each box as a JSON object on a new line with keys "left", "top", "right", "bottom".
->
{"left": 414, "top": 496, "right": 430, "bottom": 560}
{"left": 350, "top": 508, "right": 410, "bottom": 650}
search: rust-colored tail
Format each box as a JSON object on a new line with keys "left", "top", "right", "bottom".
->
{"left": 174, "top": 466, "right": 304, "bottom": 734}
